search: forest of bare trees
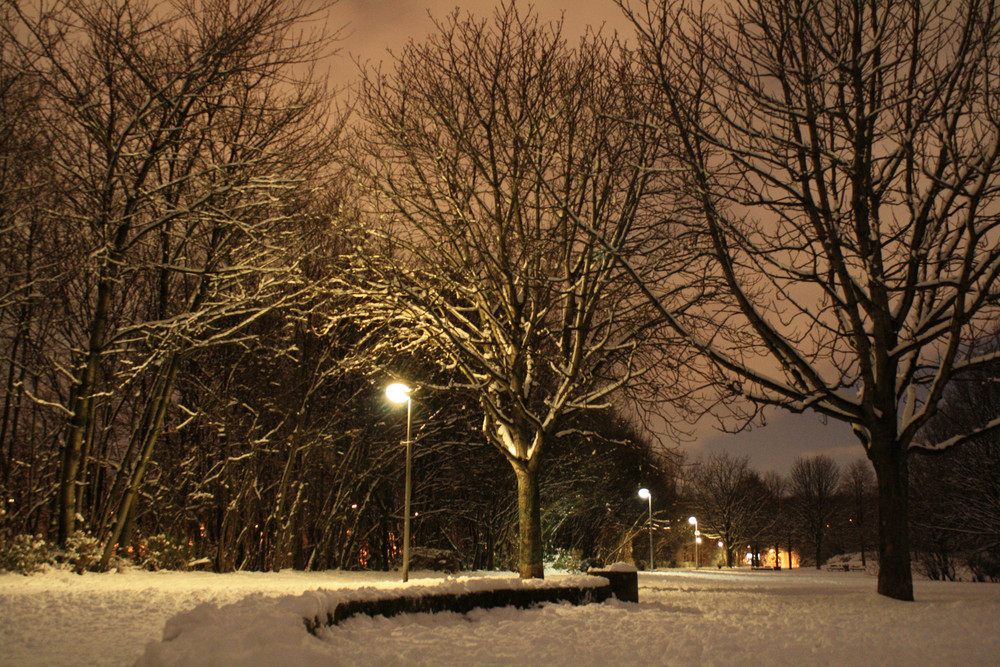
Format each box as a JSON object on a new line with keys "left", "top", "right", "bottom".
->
{"left": 2, "top": 0, "right": 1000, "bottom": 602}
{"left": 0, "top": 0, "right": 682, "bottom": 576}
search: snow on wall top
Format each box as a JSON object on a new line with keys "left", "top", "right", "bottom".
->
{"left": 141, "top": 574, "right": 606, "bottom": 666}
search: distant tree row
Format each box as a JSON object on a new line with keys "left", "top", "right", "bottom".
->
{"left": 680, "top": 443, "right": 1000, "bottom": 583}
{"left": 681, "top": 452, "right": 873, "bottom": 571}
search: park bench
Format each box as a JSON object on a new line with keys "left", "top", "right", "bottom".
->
{"left": 827, "top": 563, "right": 866, "bottom": 572}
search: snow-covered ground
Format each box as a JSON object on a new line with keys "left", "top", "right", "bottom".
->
{"left": 2, "top": 566, "right": 999, "bottom": 666}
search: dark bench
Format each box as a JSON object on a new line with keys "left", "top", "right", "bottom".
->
{"left": 827, "top": 563, "right": 866, "bottom": 572}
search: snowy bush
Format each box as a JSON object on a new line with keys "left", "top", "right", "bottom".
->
{"left": 406, "top": 547, "right": 460, "bottom": 573}
{"left": 0, "top": 533, "right": 55, "bottom": 574}
{"left": 968, "top": 549, "right": 1000, "bottom": 583}
{"left": 59, "top": 531, "right": 103, "bottom": 574}
{"left": 915, "top": 548, "right": 958, "bottom": 581}
{"left": 140, "top": 534, "right": 191, "bottom": 571}
{"left": 0, "top": 530, "right": 112, "bottom": 575}
{"left": 547, "top": 549, "right": 587, "bottom": 573}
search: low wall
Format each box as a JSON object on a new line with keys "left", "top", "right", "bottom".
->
{"left": 303, "top": 568, "right": 638, "bottom": 634}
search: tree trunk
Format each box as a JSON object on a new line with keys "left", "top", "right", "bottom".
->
{"left": 0, "top": 310, "right": 26, "bottom": 487}
{"left": 98, "top": 354, "right": 180, "bottom": 570}
{"left": 871, "top": 447, "right": 914, "bottom": 601}
{"left": 513, "top": 460, "right": 543, "bottom": 579}
{"left": 855, "top": 487, "right": 868, "bottom": 568}
{"left": 859, "top": 519, "right": 867, "bottom": 567}
{"left": 59, "top": 273, "right": 115, "bottom": 544}
{"left": 486, "top": 524, "right": 495, "bottom": 571}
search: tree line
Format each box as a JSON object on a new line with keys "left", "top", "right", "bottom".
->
{"left": 3, "top": 0, "right": 1000, "bottom": 602}
{"left": 682, "top": 443, "right": 999, "bottom": 583}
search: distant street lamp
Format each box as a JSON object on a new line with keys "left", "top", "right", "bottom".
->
{"left": 386, "top": 382, "right": 413, "bottom": 582}
{"left": 638, "top": 488, "right": 654, "bottom": 570}
{"left": 688, "top": 516, "right": 699, "bottom": 569}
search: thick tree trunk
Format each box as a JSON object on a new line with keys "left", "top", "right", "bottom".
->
{"left": 513, "top": 460, "right": 543, "bottom": 579}
{"left": 871, "top": 447, "right": 914, "bottom": 601}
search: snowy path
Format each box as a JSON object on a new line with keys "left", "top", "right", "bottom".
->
{"left": 2, "top": 568, "right": 998, "bottom": 666}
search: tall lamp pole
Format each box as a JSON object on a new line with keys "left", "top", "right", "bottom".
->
{"left": 688, "top": 516, "right": 700, "bottom": 569}
{"left": 386, "top": 382, "right": 413, "bottom": 582}
{"left": 638, "top": 488, "right": 653, "bottom": 570}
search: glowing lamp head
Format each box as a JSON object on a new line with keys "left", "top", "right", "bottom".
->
{"left": 637, "top": 487, "right": 651, "bottom": 500}
{"left": 385, "top": 382, "right": 412, "bottom": 404}
{"left": 688, "top": 516, "right": 697, "bottom": 526}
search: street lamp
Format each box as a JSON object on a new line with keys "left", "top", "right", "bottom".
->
{"left": 638, "top": 488, "right": 653, "bottom": 570}
{"left": 386, "top": 382, "right": 413, "bottom": 582}
{"left": 688, "top": 516, "right": 699, "bottom": 569}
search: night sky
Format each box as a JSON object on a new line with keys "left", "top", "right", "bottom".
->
{"left": 329, "top": 0, "right": 863, "bottom": 475}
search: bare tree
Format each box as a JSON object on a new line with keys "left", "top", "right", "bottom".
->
{"left": 912, "top": 357, "right": 1000, "bottom": 580}
{"left": 689, "top": 452, "right": 773, "bottom": 567}
{"left": 841, "top": 459, "right": 876, "bottom": 568}
{"left": 618, "top": 0, "right": 1000, "bottom": 599}
{"left": 789, "top": 455, "right": 841, "bottom": 569}
{"left": 0, "top": 4, "right": 67, "bottom": 525}
{"left": 758, "top": 471, "right": 791, "bottom": 568}
{"left": 5, "top": 0, "right": 338, "bottom": 549}
{"left": 542, "top": 410, "right": 679, "bottom": 570}
{"left": 349, "top": 5, "right": 685, "bottom": 578}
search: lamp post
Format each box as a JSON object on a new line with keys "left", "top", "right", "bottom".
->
{"left": 386, "top": 382, "right": 413, "bottom": 582}
{"left": 688, "top": 516, "right": 699, "bottom": 569}
{"left": 638, "top": 488, "right": 653, "bottom": 570}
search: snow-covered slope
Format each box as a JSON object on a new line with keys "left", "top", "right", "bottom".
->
{"left": 2, "top": 567, "right": 998, "bottom": 666}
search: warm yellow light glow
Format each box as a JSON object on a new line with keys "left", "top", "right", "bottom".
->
{"left": 638, "top": 487, "right": 651, "bottom": 500}
{"left": 385, "top": 382, "right": 411, "bottom": 404}
{"left": 762, "top": 548, "right": 801, "bottom": 568}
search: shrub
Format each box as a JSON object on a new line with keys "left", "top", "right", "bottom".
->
{"left": 140, "top": 534, "right": 190, "bottom": 571}
{"left": 0, "top": 534, "right": 54, "bottom": 574}
{"left": 406, "top": 547, "right": 461, "bottom": 573}
{"left": 968, "top": 548, "right": 1000, "bottom": 583}
{"left": 915, "top": 548, "right": 958, "bottom": 581}
{"left": 59, "top": 532, "right": 103, "bottom": 574}
{"left": 547, "top": 548, "right": 587, "bottom": 573}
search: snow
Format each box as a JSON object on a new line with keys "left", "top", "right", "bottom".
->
{"left": 598, "top": 562, "right": 638, "bottom": 573}
{"left": 2, "top": 567, "right": 999, "bottom": 666}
